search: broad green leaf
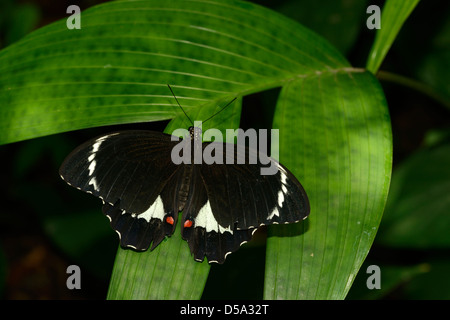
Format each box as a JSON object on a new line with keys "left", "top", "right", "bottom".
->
{"left": 0, "top": 0, "right": 347, "bottom": 145}
{"left": 376, "top": 143, "right": 450, "bottom": 249}
{"left": 107, "top": 216, "right": 210, "bottom": 299}
{"left": 264, "top": 71, "right": 391, "bottom": 299}
{"left": 0, "top": 0, "right": 392, "bottom": 299}
{"left": 366, "top": 0, "right": 421, "bottom": 73}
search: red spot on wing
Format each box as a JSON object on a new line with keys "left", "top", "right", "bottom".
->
{"left": 184, "top": 219, "right": 193, "bottom": 228}
{"left": 166, "top": 216, "right": 174, "bottom": 225}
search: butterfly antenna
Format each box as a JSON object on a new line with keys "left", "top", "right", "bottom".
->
{"left": 202, "top": 97, "right": 237, "bottom": 124}
{"left": 167, "top": 84, "right": 193, "bottom": 126}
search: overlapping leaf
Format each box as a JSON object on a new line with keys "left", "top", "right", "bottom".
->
{"left": 265, "top": 71, "right": 391, "bottom": 299}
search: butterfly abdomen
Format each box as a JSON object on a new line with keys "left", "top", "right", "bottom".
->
{"left": 178, "top": 164, "right": 193, "bottom": 211}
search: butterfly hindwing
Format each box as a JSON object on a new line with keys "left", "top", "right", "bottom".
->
{"left": 180, "top": 166, "right": 256, "bottom": 263}
{"left": 102, "top": 167, "right": 183, "bottom": 251}
{"left": 102, "top": 200, "right": 168, "bottom": 251}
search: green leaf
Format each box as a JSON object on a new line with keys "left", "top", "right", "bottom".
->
{"left": 0, "top": 0, "right": 392, "bottom": 299}
{"left": 107, "top": 218, "right": 210, "bottom": 299}
{"left": 366, "top": 0, "right": 421, "bottom": 73}
{"left": 382, "top": 0, "right": 450, "bottom": 106}
{"left": 0, "top": 0, "right": 347, "bottom": 145}
{"left": 376, "top": 143, "right": 450, "bottom": 248}
{"left": 264, "top": 71, "right": 392, "bottom": 299}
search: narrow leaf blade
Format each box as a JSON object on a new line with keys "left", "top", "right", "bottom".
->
{"left": 366, "top": 0, "right": 421, "bottom": 73}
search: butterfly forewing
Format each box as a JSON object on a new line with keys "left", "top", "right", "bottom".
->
{"left": 60, "top": 131, "right": 179, "bottom": 211}
{"left": 197, "top": 141, "right": 309, "bottom": 230}
{"left": 59, "top": 131, "right": 184, "bottom": 250}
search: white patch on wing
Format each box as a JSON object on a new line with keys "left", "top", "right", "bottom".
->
{"left": 87, "top": 136, "right": 105, "bottom": 178}
{"left": 92, "top": 139, "right": 103, "bottom": 153}
{"left": 88, "top": 160, "right": 96, "bottom": 176}
{"left": 267, "top": 207, "right": 279, "bottom": 220}
{"left": 87, "top": 133, "right": 121, "bottom": 190}
{"left": 279, "top": 165, "right": 288, "bottom": 185}
{"left": 277, "top": 189, "right": 285, "bottom": 207}
{"left": 219, "top": 224, "right": 233, "bottom": 234}
{"left": 92, "top": 133, "right": 119, "bottom": 150}
{"left": 278, "top": 167, "right": 289, "bottom": 208}
{"left": 138, "top": 195, "right": 165, "bottom": 222}
{"left": 195, "top": 201, "right": 233, "bottom": 234}
{"left": 89, "top": 177, "right": 98, "bottom": 190}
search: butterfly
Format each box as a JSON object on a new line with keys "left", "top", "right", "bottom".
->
{"left": 59, "top": 88, "right": 310, "bottom": 264}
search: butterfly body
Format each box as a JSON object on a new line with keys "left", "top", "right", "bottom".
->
{"left": 60, "top": 126, "right": 309, "bottom": 263}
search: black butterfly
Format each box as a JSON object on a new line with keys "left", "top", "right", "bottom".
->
{"left": 59, "top": 93, "right": 310, "bottom": 264}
